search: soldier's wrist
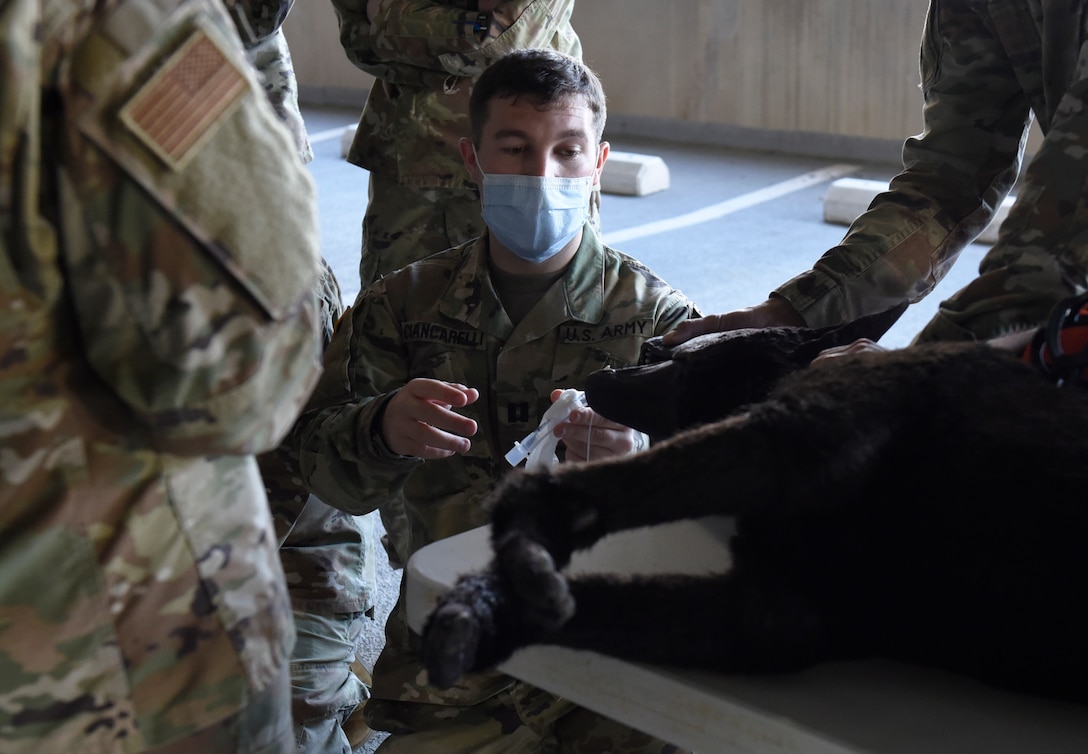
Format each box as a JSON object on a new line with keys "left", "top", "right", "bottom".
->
{"left": 369, "top": 392, "right": 416, "bottom": 460}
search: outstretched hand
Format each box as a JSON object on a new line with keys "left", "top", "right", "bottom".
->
{"left": 663, "top": 296, "right": 806, "bottom": 346}
{"left": 381, "top": 378, "right": 479, "bottom": 459}
{"left": 550, "top": 389, "right": 647, "bottom": 461}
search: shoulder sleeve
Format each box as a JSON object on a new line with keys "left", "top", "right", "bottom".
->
{"left": 58, "top": 0, "right": 323, "bottom": 456}
{"left": 776, "top": 1, "right": 1031, "bottom": 328}
{"left": 652, "top": 289, "right": 700, "bottom": 337}
{"left": 610, "top": 246, "right": 701, "bottom": 335}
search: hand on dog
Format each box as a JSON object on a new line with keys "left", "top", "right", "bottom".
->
{"left": 550, "top": 389, "right": 646, "bottom": 461}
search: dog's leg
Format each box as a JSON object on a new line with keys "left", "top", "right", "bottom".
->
{"left": 423, "top": 541, "right": 586, "bottom": 689}
{"left": 549, "top": 572, "right": 841, "bottom": 672}
{"left": 424, "top": 568, "right": 842, "bottom": 686}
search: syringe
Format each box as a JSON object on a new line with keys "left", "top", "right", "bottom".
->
{"left": 504, "top": 389, "right": 588, "bottom": 471}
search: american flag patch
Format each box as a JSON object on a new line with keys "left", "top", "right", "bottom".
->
{"left": 120, "top": 28, "right": 247, "bottom": 170}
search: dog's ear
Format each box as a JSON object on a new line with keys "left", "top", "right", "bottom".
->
{"left": 585, "top": 303, "right": 908, "bottom": 440}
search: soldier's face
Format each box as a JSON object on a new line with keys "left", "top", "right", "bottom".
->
{"left": 461, "top": 95, "right": 609, "bottom": 183}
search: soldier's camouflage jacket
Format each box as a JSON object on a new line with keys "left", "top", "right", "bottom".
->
{"left": 294, "top": 225, "right": 696, "bottom": 706}
{"left": 0, "top": 0, "right": 323, "bottom": 748}
{"left": 777, "top": 0, "right": 1088, "bottom": 342}
{"left": 336, "top": 0, "right": 581, "bottom": 189}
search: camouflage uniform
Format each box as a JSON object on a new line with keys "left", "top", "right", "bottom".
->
{"left": 0, "top": 0, "right": 324, "bottom": 749}
{"left": 333, "top": 0, "right": 586, "bottom": 566}
{"left": 294, "top": 226, "right": 696, "bottom": 753}
{"left": 776, "top": 0, "right": 1088, "bottom": 343}
{"left": 239, "top": 8, "right": 378, "bottom": 751}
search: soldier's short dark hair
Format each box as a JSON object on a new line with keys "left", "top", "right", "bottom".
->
{"left": 469, "top": 48, "right": 607, "bottom": 145}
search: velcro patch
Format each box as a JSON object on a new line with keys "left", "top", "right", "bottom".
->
{"left": 120, "top": 28, "right": 246, "bottom": 170}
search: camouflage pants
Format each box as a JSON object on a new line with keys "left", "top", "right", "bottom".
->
{"left": 291, "top": 611, "right": 370, "bottom": 754}
{"left": 364, "top": 688, "right": 687, "bottom": 754}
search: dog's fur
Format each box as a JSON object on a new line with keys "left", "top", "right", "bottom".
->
{"left": 423, "top": 306, "right": 1088, "bottom": 704}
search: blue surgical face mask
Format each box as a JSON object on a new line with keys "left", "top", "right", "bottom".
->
{"left": 475, "top": 150, "right": 595, "bottom": 264}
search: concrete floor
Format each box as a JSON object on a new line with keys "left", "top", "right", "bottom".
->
{"left": 297, "top": 104, "right": 992, "bottom": 753}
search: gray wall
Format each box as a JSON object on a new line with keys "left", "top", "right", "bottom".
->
{"left": 284, "top": 1, "right": 1041, "bottom": 163}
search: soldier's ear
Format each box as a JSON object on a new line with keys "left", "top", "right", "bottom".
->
{"left": 460, "top": 137, "right": 482, "bottom": 183}
{"left": 592, "top": 141, "right": 610, "bottom": 187}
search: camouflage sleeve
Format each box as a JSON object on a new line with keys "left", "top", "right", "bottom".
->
{"left": 913, "top": 39, "right": 1088, "bottom": 341}
{"left": 333, "top": 0, "right": 578, "bottom": 86}
{"left": 775, "top": 0, "right": 1032, "bottom": 329}
{"left": 245, "top": 28, "right": 314, "bottom": 163}
{"left": 652, "top": 290, "right": 701, "bottom": 336}
{"left": 294, "top": 284, "right": 423, "bottom": 515}
{"left": 225, "top": 0, "right": 294, "bottom": 46}
{"left": 58, "top": 0, "right": 323, "bottom": 457}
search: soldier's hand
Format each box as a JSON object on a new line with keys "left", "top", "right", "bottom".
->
{"left": 382, "top": 379, "right": 479, "bottom": 459}
{"left": 550, "top": 389, "right": 648, "bottom": 462}
{"left": 663, "top": 296, "right": 805, "bottom": 346}
{"left": 809, "top": 338, "right": 885, "bottom": 368}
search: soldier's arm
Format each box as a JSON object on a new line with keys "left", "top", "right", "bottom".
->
{"left": 911, "top": 34, "right": 1088, "bottom": 341}
{"left": 293, "top": 287, "right": 424, "bottom": 515}
{"left": 652, "top": 289, "right": 701, "bottom": 338}
{"left": 774, "top": 2, "right": 1031, "bottom": 330}
{"left": 56, "top": 0, "right": 322, "bottom": 457}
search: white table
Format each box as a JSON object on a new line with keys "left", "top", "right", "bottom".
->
{"left": 405, "top": 518, "right": 1088, "bottom": 754}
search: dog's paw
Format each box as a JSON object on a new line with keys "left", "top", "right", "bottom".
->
{"left": 423, "top": 602, "right": 482, "bottom": 689}
{"left": 498, "top": 535, "right": 575, "bottom": 631}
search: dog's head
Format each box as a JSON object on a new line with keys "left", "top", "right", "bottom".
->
{"left": 585, "top": 303, "right": 906, "bottom": 441}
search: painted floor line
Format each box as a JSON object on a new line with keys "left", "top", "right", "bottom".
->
{"left": 309, "top": 123, "right": 357, "bottom": 144}
{"left": 601, "top": 163, "right": 860, "bottom": 246}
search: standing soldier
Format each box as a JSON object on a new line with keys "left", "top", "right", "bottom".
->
{"left": 0, "top": 0, "right": 322, "bottom": 750}
{"left": 666, "top": 1, "right": 1088, "bottom": 350}
{"left": 239, "top": 4, "right": 379, "bottom": 751}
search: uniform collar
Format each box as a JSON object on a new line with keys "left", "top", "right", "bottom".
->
{"left": 438, "top": 225, "right": 606, "bottom": 338}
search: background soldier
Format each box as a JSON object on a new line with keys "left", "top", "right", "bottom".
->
{"left": 239, "top": 5, "right": 379, "bottom": 751}
{"left": 668, "top": 0, "right": 1088, "bottom": 348}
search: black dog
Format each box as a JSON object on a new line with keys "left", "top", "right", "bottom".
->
{"left": 423, "top": 299, "right": 1088, "bottom": 704}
